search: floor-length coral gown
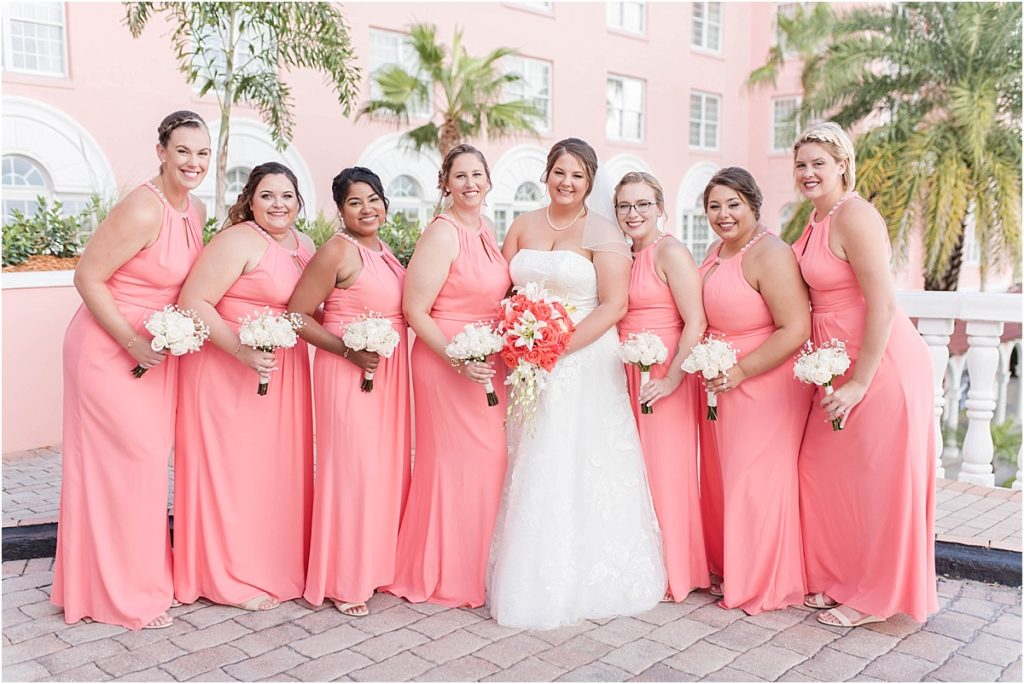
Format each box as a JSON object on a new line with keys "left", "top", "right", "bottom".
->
{"left": 697, "top": 234, "right": 812, "bottom": 614}
{"left": 793, "top": 199, "right": 937, "bottom": 622}
{"left": 304, "top": 234, "right": 411, "bottom": 607}
{"left": 173, "top": 223, "right": 314, "bottom": 606}
{"left": 53, "top": 182, "right": 202, "bottom": 629}
{"left": 383, "top": 216, "right": 510, "bottom": 608}
{"left": 620, "top": 235, "right": 709, "bottom": 600}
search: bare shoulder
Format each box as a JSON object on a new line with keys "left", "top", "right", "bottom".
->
{"left": 106, "top": 185, "right": 164, "bottom": 229}
{"left": 189, "top": 192, "right": 208, "bottom": 225}
{"left": 831, "top": 196, "right": 887, "bottom": 241}
{"left": 748, "top": 232, "right": 799, "bottom": 267}
{"left": 296, "top": 230, "right": 316, "bottom": 253}
{"left": 420, "top": 215, "right": 460, "bottom": 243}
{"left": 207, "top": 221, "right": 263, "bottom": 250}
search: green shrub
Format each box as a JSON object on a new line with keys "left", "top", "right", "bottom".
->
{"left": 2, "top": 195, "right": 104, "bottom": 267}
{"left": 202, "top": 217, "right": 221, "bottom": 245}
{"left": 379, "top": 212, "right": 422, "bottom": 267}
{"left": 296, "top": 211, "right": 339, "bottom": 248}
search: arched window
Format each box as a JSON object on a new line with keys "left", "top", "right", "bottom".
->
{"left": 495, "top": 181, "right": 544, "bottom": 241}
{"left": 388, "top": 174, "right": 426, "bottom": 225}
{"left": 3, "top": 155, "right": 48, "bottom": 225}
{"left": 225, "top": 166, "right": 252, "bottom": 204}
{"left": 681, "top": 207, "right": 713, "bottom": 261}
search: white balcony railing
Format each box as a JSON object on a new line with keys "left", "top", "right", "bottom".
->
{"left": 898, "top": 292, "right": 1023, "bottom": 490}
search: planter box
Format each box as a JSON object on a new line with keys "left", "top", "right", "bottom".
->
{"left": 2, "top": 271, "right": 80, "bottom": 453}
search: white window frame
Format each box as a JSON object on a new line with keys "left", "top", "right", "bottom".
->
{"left": 772, "top": 96, "right": 801, "bottom": 153}
{"left": 607, "top": 1, "right": 646, "bottom": 34}
{"left": 681, "top": 210, "right": 713, "bottom": 260}
{"left": 606, "top": 74, "right": 645, "bottom": 143}
{"left": 504, "top": 56, "right": 552, "bottom": 132}
{"left": 2, "top": 154, "right": 91, "bottom": 226}
{"left": 368, "top": 28, "right": 431, "bottom": 120}
{"left": 689, "top": 91, "right": 720, "bottom": 150}
{"left": 494, "top": 181, "right": 544, "bottom": 243}
{"left": 191, "top": 13, "right": 275, "bottom": 97}
{"left": 503, "top": 1, "right": 553, "bottom": 14}
{"left": 2, "top": 2, "right": 68, "bottom": 77}
{"left": 691, "top": 1, "right": 722, "bottom": 53}
{"left": 388, "top": 174, "right": 428, "bottom": 226}
{"left": 774, "top": 2, "right": 805, "bottom": 55}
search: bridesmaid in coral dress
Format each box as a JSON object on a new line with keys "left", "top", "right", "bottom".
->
{"left": 697, "top": 167, "right": 813, "bottom": 615}
{"left": 384, "top": 145, "right": 510, "bottom": 608}
{"left": 175, "top": 162, "right": 314, "bottom": 612}
{"left": 54, "top": 111, "right": 210, "bottom": 630}
{"left": 615, "top": 172, "right": 710, "bottom": 602}
{"left": 289, "top": 167, "right": 410, "bottom": 617}
{"left": 791, "top": 122, "right": 937, "bottom": 627}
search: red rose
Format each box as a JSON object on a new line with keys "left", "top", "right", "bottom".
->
{"left": 525, "top": 347, "right": 543, "bottom": 365}
{"left": 502, "top": 350, "right": 518, "bottom": 368}
{"left": 540, "top": 352, "right": 559, "bottom": 370}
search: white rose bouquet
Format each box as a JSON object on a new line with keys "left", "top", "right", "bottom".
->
{"left": 618, "top": 331, "right": 669, "bottom": 414}
{"left": 342, "top": 312, "right": 401, "bottom": 392}
{"left": 131, "top": 305, "right": 210, "bottom": 378}
{"left": 680, "top": 335, "right": 738, "bottom": 420}
{"left": 446, "top": 322, "right": 504, "bottom": 407}
{"left": 238, "top": 308, "right": 305, "bottom": 395}
{"left": 793, "top": 338, "right": 851, "bottom": 431}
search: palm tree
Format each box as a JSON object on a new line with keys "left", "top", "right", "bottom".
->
{"left": 752, "top": 2, "right": 1021, "bottom": 290}
{"left": 358, "top": 23, "right": 543, "bottom": 158}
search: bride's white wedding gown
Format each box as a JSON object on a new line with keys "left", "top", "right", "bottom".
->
{"left": 487, "top": 249, "right": 666, "bottom": 629}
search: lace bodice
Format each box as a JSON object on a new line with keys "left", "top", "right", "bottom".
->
{"left": 509, "top": 249, "right": 599, "bottom": 319}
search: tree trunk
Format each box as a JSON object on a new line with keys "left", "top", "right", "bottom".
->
{"left": 214, "top": 8, "right": 236, "bottom": 223}
{"left": 438, "top": 117, "right": 460, "bottom": 158}
{"left": 924, "top": 221, "right": 966, "bottom": 291}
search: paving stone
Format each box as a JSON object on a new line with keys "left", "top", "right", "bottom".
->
{"left": 3, "top": 611, "right": 75, "bottom": 643}
{"left": 936, "top": 579, "right": 963, "bottom": 598}
{"left": 222, "top": 645, "right": 308, "bottom": 680}
{"left": 112, "top": 666, "right": 176, "bottom": 681}
{"left": 984, "top": 613, "right": 1023, "bottom": 640}
{"left": 894, "top": 629, "right": 964, "bottom": 664}
{"left": 534, "top": 620, "right": 599, "bottom": 646}
{"left": 1, "top": 660, "right": 50, "bottom": 682}
{"left": 777, "top": 670, "right": 822, "bottom": 681}
{"left": 860, "top": 651, "right": 939, "bottom": 681}
{"left": 19, "top": 600, "right": 63, "bottom": 618}
{"left": 929, "top": 654, "right": 1004, "bottom": 681}
{"left": 862, "top": 613, "right": 923, "bottom": 638}
{"left": 24, "top": 557, "right": 54, "bottom": 574}
{"left": 191, "top": 667, "right": 240, "bottom": 681}
{"left": 349, "top": 604, "right": 425, "bottom": 637}
{"left": 231, "top": 600, "right": 311, "bottom": 631}
{"left": 1, "top": 633, "right": 69, "bottom": 666}
{"left": 418, "top": 654, "right": 501, "bottom": 681}
{"left": 161, "top": 644, "right": 249, "bottom": 680}
{"left": 465, "top": 619, "right": 523, "bottom": 642}
{"left": 349, "top": 650, "right": 432, "bottom": 682}
{"left": 405, "top": 601, "right": 449, "bottom": 616}
{"left": 482, "top": 655, "right": 567, "bottom": 682}
{"left": 289, "top": 605, "right": 347, "bottom": 634}
{"left": 365, "top": 591, "right": 405, "bottom": 611}
{"left": 924, "top": 610, "right": 988, "bottom": 641}
{"left": 587, "top": 616, "right": 657, "bottom": 647}
{"left": 828, "top": 627, "right": 900, "bottom": 659}
{"left": 178, "top": 604, "right": 244, "bottom": 630}
{"left": 950, "top": 596, "right": 1005, "bottom": 620}
{"left": 646, "top": 617, "right": 716, "bottom": 650}
{"left": 46, "top": 661, "right": 111, "bottom": 681}
{"left": 37, "top": 637, "right": 126, "bottom": 674}
{"left": 768, "top": 623, "right": 841, "bottom": 656}
{"left": 4, "top": 587, "right": 50, "bottom": 609}
{"left": 536, "top": 634, "right": 614, "bottom": 670}
{"left": 729, "top": 644, "right": 807, "bottom": 680}
{"left": 2, "top": 607, "right": 33, "bottom": 627}
{"left": 958, "top": 583, "right": 992, "bottom": 600}
{"left": 793, "top": 646, "right": 869, "bottom": 681}
{"left": 555, "top": 661, "right": 633, "bottom": 681}
{"left": 999, "top": 657, "right": 1021, "bottom": 682}
{"left": 2, "top": 571, "right": 58, "bottom": 593}
{"left": 474, "top": 632, "right": 551, "bottom": 668}
{"left": 407, "top": 608, "right": 484, "bottom": 639}
{"left": 599, "top": 637, "right": 675, "bottom": 675}
{"left": 704, "top": 621, "right": 775, "bottom": 651}
{"left": 351, "top": 627, "right": 430, "bottom": 662}
{"left": 110, "top": 618, "right": 191, "bottom": 650}
{"left": 683, "top": 602, "right": 745, "bottom": 629}
{"left": 410, "top": 628, "right": 489, "bottom": 664}
{"left": 702, "top": 665, "right": 766, "bottom": 681}
{"left": 227, "top": 623, "right": 310, "bottom": 657}
{"left": 170, "top": 619, "right": 253, "bottom": 652}
{"left": 959, "top": 632, "right": 1022, "bottom": 667}
{"left": 3, "top": 559, "right": 28, "bottom": 577}
{"left": 96, "top": 640, "right": 187, "bottom": 678}
{"left": 290, "top": 623, "right": 371, "bottom": 658}
{"left": 286, "top": 649, "right": 374, "bottom": 682}
{"left": 633, "top": 600, "right": 700, "bottom": 626}
{"left": 629, "top": 662, "right": 699, "bottom": 681}
{"left": 742, "top": 607, "right": 809, "bottom": 631}
{"left": 662, "top": 641, "right": 739, "bottom": 677}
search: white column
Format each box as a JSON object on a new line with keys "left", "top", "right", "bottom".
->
{"left": 918, "top": 318, "right": 954, "bottom": 479}
{"left": 1014, "top": 446, "right": 1022, "bottom": 491}
{"left": 994, "top": 342, "right": 1012, "bottom": 425}
{"left": 958, "top": 320, "right": 1004, "bottom": 486}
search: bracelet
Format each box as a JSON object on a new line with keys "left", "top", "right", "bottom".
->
{"left": 126, "top": 335, "right": 138, "bottom": 349}
{"left": 233, "top": 342, "right": 242, "bottom": 356}
{"left": 343, "top": 348, "right": 350, "bottom": 358}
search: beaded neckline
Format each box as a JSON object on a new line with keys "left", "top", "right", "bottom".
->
{"left": 247, "top": 221, "right": 300, "bottom": 256}
{"left": 715, "top": 229, "right": 767, "bottom": 265}
{"left": 337, "top": 230, "right": 384, "bottom": 253}
{"left": 812, "top": 191, "right": 859, "bottom": 224}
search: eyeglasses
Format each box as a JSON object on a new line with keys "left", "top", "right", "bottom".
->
{"left": 615, "top": 201, "right": 656, "bottom": 215}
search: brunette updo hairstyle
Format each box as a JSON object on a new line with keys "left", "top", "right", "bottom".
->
{"left": 225, "top": 162, "right": 304, "bottom": 227}
{"left": 437, "top": 144, "right": 492, "bottom": 199}
{"left": 703, "top": 167, "right": 764, "bottom": 221}
{"left": 332, "top": 166, "right": 389, "bottom": 214}
{"left": 156, "top": 110, "right": 207, "bottom": 174}
{"left": 543, "top": 138, "right": 599, "bottom": 200}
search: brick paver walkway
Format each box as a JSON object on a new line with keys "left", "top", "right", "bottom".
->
{"left": 5, "top": 445, "right": 1020, "bottom": 553}
{"left": 2, "top": 558, "right": 1020, "bottom": 682}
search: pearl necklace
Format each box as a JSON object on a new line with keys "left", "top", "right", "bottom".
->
{"left": 546, "top": 204, "right": 586, "bottom": 232}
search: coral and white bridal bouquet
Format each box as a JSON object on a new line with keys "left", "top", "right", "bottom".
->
{"left": 131, "top": 305, "right": 210, "bottom": 378}
{"left": 793, "top": 338, "right": 851, "bottom": 431}
{"left": 618, "top": 331, "right": 669, "bottom": 414}
{"left": 446, "top": 322, "right": 504, "bottom": 407}
{"left": 680, "top": 335, "right": 738, "bottom": 420}
{"left": 498, "top": 281, "right": 576, "bottom": 425}
{"left": 238, "top": 308, "right": 305, "bottom": 395}
{"left": 342, "top": 312, "right": 401, "bottom": 392}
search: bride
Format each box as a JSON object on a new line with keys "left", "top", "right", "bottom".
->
{"left": 487, "top": 138, "right": 665, "bottom": 629}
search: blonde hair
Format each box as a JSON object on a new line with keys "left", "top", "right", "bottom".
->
{"left": 614, "top": 171, "right": 665, "bottom": 207}
{"left": 793, "top": 121, "right": 856, "bottom": 191}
